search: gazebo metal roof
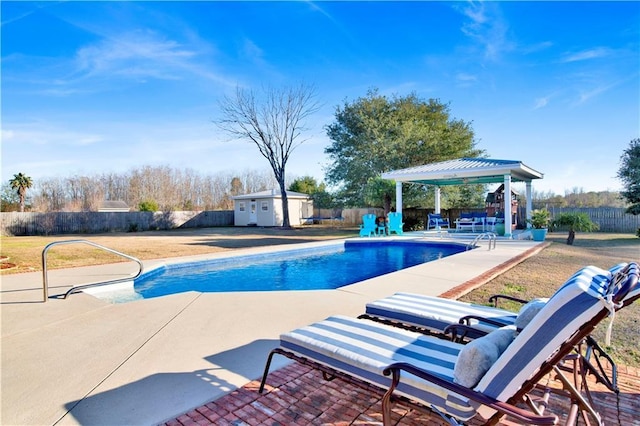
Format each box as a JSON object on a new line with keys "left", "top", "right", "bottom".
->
{"left": 381, "top": 158, "right": 543, "bottom": 186}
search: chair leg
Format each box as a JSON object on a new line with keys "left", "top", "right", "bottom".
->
{"left": 259, "top": 349, "right": 278, "bottom": 393}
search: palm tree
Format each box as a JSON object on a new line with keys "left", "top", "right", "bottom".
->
{"left": 552, "top": 212, "right": 599, "bottom": 245}
{"left": 9, "top": 173, "right": 33, "bottom": 212}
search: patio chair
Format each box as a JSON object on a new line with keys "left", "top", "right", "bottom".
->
{"left": 427, "top": 213, "right": 449, "bottom": 230}
{"left": 359, "top": 213, "right": 377, "bottom": 237}
{"left": 360, "top": 263, "right": 637, "bottom": 339}
{"left": 259, "top": 264, "right": 637, "bottom": 425}
{"left": 387, "top": 212, "right": 403, "bottom": 235}
{"left": 486, "top": 216, "right": 497, "bottom": 232}
{"left": 455, "top": 212, "right": 487, "bottom": 232}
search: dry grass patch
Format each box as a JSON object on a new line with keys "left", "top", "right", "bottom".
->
{"left": 0, "top": 226, "right": 357, "bottom": 274}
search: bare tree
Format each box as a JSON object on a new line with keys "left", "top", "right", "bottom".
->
{"left": 216, "top": 83, "right": 319, "bottom": 228}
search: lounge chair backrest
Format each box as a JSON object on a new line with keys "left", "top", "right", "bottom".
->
{"left": 476, "top": 265, "right": 613, "bottom": 401}
{"left": 460, "top": 212, "right": 473, "bottom": 219}
{"left": 428, "top": 213, "right": 449, "bottom": 226}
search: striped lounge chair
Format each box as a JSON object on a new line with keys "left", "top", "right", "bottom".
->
{"left": 259, "top": 264, "right": 638, "bottom": 425}
{"left": 361, "top": 263, "right": 636, "bottom": 339}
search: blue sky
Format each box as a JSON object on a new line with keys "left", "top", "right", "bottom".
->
{"left": 2, "top": 1, "right": 639, "bottom": 195}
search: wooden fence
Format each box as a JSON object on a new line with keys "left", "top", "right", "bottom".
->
{"left": 0, "top": 211, "right": 234, "bottom": 236}
{"left": 2, "top": 207, "right": 638, "bottom": 236}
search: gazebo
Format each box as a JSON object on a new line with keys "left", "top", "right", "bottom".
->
{"left": 381, "top": 158, "right": 544, "bottom": 237}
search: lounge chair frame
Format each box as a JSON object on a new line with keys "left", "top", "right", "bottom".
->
{"left": 260, "top": 347, "right": 557, "bottom": 425}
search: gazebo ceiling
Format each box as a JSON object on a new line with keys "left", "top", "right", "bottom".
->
{"left": 381, "top": 158, "right": 543, "bottom": 186}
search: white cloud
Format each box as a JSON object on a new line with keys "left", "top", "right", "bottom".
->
{"left": 1, "top": 123, "right": 104, "bottom": 147}
{"left": 561, "top": 47, "right": 612, "bottom": 63}
{"left": 533, "top": 96, "right": 549, "bottom": 109}
{"left": 74, "top": 30, "right": 196, "bottom": 80}
{"left": 456, "top": 73, "right": 477, "bottom": 82}
{"left": 457, "top": 2, "right": 513, "bottom": 61}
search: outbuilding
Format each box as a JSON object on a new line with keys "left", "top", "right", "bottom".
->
{"left": 232, "top": 189, "right": 313, "bottom": 227}
{"left": 97, "top": 200, "right": 130, "bottom": 212}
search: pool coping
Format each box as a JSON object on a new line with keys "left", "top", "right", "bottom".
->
{"left": 0, "top": 234, "right": 544, "bottom": 425}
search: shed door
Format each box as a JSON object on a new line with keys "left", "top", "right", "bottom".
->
{"left": 249, "top": 201, "right": 257, "bottom": 224}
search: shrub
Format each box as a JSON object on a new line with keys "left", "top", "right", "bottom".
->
{"left": 138, "top": 200, "right": 159, "bottom": 212}
{"left": 527, "top": 208, "right": 550, "bottom": 229}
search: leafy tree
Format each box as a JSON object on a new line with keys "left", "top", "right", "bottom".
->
{"left": 362, "top": 177, "right": 395, "bottom": 213}
{"left": 9, "top": 172, "right": 33, "bottom": 212}
{"left": 618, "top": 138, "right": 640, "bottom": 215}
{"left": 289, "top": 176, "right": 335, "bottom": 209}
{"left": 551, "top": 212, "right": 599, "bottom": 245}
{"left": 217, "top": 84, "right": 320, "bottom": 228}
{"left": 446, "top": 184, "right": 488, "bottom": 209}
{"left": 324, "top": 89, "right": 482, "bottom": 207}
{"left": 1, "top": 182, "right": 20, "bottom": 211}
{"left": 310, "top": 191, "right": 335, "bottom": 209}
{"left": 289, "top": 176, "right": 324, "bottom": 194}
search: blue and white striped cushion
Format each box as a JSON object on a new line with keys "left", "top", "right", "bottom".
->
{"left": 280, "top": 315, "right": 479, "bottom": 421}
{"left": 477, "top": 266, "right": 612, "bottom": 401}
{"left": 365, "top": 292, "right": 517, "bottom": 333}
{"left": 365, "top": 264, "right": 618, "bottom": 335}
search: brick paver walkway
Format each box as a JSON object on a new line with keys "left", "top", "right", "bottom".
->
{"left": 165, "top": 361, "right": 640, "bottom": 426}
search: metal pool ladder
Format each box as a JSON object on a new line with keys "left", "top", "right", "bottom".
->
{"left": 42, "top": 240, "right": 144, "bottom": 302}
{"left": 467, "top": 232, "right": 497, "bottom": 251}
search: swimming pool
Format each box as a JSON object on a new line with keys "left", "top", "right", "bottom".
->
{"left": 86, "top": 240, "right": 468, "bottom": 303}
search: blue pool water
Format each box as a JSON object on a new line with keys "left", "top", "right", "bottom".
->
{"left": 127, "top": 240, "right": 466, "bottom": 300}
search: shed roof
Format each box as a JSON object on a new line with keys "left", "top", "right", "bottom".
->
{"left": 381, "top": 157, "right": 543, "bottom": 186}
{"left": 98, "top": 200, "right": 130, "bottom": 211}
{"left": 232, "top": 189, "right": 311, "bottom": 200}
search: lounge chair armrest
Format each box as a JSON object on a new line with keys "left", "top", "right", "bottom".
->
{"left": 443, "top": 323, "right": 489, "bottom": 342}
{"left": 383, "top": 362, "right": 558, "bottom": 425}
{"left": 488, "top": 294, "right": 529, "bottom": 307}
{"left": 458, "top": 314, "right": 511, "bottom": 328}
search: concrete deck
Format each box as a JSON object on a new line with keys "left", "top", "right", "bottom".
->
{"left": 1, "top": 234, "right": 543, "bottom": 425}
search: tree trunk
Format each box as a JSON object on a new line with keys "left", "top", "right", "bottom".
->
{"left": 384, "top": 193, "right": 392, "bottom": 215}
{"left": 279, "top": 180, "right": 291, "bottom": 229}
{"left": 567, "top": 230, "right": 575, "bottom": 245}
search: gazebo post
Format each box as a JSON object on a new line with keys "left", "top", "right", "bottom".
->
{"left": 434, "top": 186, "right": 441, "bottom": 214}
{"left": 395, "top": 181, "right": 403, "bottom": 213}
{"left": 526, "top": 182, "right": 533, "bottom": 229}
{"left": 504, "top": 175, "right": 512, "bottom": 238}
